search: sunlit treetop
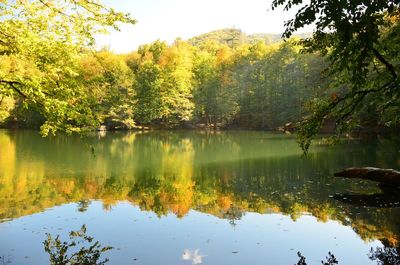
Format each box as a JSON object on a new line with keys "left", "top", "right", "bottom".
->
{"left": 1, "top": 0, "right": 136, "bottom": 49}
{"left": 0, "top": 0, "right": 136, "bottom": 135}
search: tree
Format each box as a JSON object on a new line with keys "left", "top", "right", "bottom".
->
{"left": 79, "top": 50, "right": 135, "bottom": 129}
{"left": 130, "top": 40, "right": 196, "bottom": 127}
{"left": 130, "top": 41, "right": 167, "bottom": 124}
{"left": 193, "top": 44, "right": 240, "bottom": 128}
{"left": 158, "top": 39, "right": 195, "bottom": 125}
{"left": 192, "top": 44, "right": 218, "bottom": 126}
{"left": 133, "top": 60, "right": 164, "bottom": 124}
{"left": 271, "top": 0, "right": 400, "bottom": 153}
{"left": 0, "top": 0, "right": 135, "bottom": 135}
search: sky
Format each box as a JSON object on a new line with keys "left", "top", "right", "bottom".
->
{"left": 96, "top": 0, "right": 312, "bottom": 53}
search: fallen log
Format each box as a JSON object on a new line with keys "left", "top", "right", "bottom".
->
{"left": 334, "top": 167, "right": 400, "bottom": 186}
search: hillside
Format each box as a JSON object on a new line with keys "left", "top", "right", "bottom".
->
{"left": 187, "top": 28, "right": 311, "bottom": 47}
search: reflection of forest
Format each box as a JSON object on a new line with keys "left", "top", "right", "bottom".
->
{"left": 1, "top": 130, "right": 400, "bottom": 247}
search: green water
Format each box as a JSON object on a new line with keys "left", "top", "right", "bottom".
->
{"left": 0, "top": 130, "right": 399, "bottom": 265}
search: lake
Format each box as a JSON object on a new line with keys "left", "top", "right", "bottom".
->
{"left": 0, "top": 130, "right": 399, "bottom": 265}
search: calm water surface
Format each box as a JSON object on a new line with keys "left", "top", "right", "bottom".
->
{"left": 0, "top": 130, "right": 400, "bottom": 265}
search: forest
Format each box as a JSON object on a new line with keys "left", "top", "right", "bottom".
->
{"left": 0, "top": 0, "right": 398, "bottom": 154}
{"left": 0, "top": 28, "right": 326, "bottom": 131}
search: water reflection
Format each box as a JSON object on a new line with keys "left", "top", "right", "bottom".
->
{"left": 182, "top": 249, "right": 205, "bottom": 264}
{"left": 334, "top": 188, "right": 400, "bottom": 208}
{"left": 296, "top": 242, "right": 400, "bottom": 265}
{"left": 370, "top": 244, "right": 400, "bottom": 265}
{"left": 0, "top": 130, "right": 400, "bottom": 249}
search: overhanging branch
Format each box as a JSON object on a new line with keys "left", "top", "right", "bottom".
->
{"left": 0, "top": 80, "right": 27, "bottom": 98}
{"left": 373, "top": 49, "right": 398, "bottom": 80}
{"left": 0, "top": 79, "right": 45, "bottom": 107}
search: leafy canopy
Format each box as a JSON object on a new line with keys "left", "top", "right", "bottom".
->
{"left": 272, "top": 0, "right": 400, "bottom": 153}
{"left": 0, "top": 0, "right": 135, "bottom": 135}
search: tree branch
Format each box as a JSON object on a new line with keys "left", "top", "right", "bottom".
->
{"left": 329, "top": 78, "right": 397, "bottom": 125}
{"left": 372, "top": 49, "right": 398, "bottom": 80}
{"left": 0, "top": 80, "right": 45, "bottom": 107}
{"left": 336, "top": 92, "right": 369, "bottom": 124}
{"left": 38, "top": 0, "right": 68, "bottom": 17}
{"left": 0, "top": 80, "right": 27, "bottom": 98}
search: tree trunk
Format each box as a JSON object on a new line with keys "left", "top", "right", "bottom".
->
{"left": 205, "top": 111, "right": 209, "bottom": 128}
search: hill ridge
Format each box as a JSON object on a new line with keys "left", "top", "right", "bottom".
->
{"left": 187, "top": 28, "right": 311, "bottom": 46}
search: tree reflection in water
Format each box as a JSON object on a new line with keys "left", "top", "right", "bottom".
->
{"left": 369, "top": 243, "right": 400, "bottom": 265}
{"left": 1, "top": 131, "right": 399, "bottom": 264}
{"left": 295, "top": 252, "right": 338, "bottom": 265}
{"left": 296, "top": 247, "right": 400, "bottom": 265}
{"left": 43, "top": 226, "right": 400, "bottom": 265}
{"left": 43, "top": 225, "right": 112, "bottom": 265}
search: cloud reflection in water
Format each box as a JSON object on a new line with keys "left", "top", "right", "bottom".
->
{"left": 182, "top": 249, "right": 206, "bottom": 264}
